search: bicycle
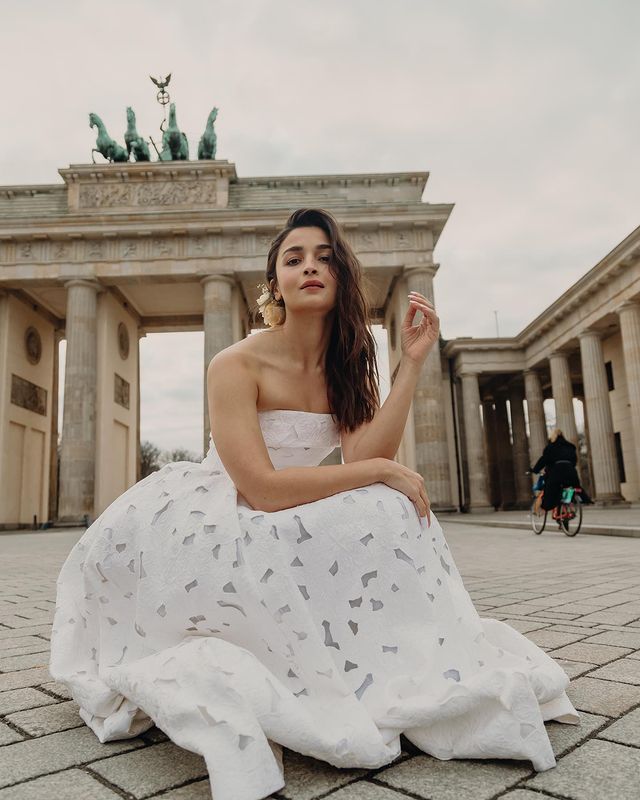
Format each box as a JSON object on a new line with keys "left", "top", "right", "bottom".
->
{"left": 528, "top": 484, "right": 583, "bottom": 536}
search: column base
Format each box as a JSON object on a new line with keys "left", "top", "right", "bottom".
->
{"left": 593, "top": 495, "right": 631, "bottom": 507}
{"left": 432, "top": 503, "right": 459, "bottom": 513}
{"left": 56, "top": 515, "right": 92, "bottom": 528}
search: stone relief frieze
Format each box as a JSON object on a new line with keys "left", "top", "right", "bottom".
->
{"left": 0, "top": 226, "right": 422, "bottom": 267}
{"left": 355, "top": 232, "right": 379, "bottom": 250}
{"left": 152, "top": 238, "right": 175, "bottom": 257}
{"left": 114, "top": 373, "right": 130, "bottom": 409}
{"left": 188, "top": 235, "right": 210, "bottom": 257}
{"left": 11, "top": 374, "right": 47, "bottom": 416}
{"left": 79, "top": 180, "right": 218, "bottom": 209}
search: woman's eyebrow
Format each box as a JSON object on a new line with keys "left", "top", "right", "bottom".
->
{"left": 282, "top": 244, "right": 332, "bottom": 256}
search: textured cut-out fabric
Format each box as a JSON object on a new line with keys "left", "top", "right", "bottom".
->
{"left": 50, "top": 409, "right": 579, "bottom": 800}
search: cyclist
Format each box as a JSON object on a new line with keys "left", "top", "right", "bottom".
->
{"left": 531, "top": 428, "right": 592, "bottom": 521}
{"left": 531, "top": 467, "right": 546, "bottom": 515}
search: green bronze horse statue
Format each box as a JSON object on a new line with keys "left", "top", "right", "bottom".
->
{"left": 159, "top": 103, "right": 189, "bottom": 161}
{"left": 89, "top": 113, "right": 129, "bottom": 163}
{"left": 197, "top": 107, "right": 218, "bottom": 160}
{"left": 125, "top": 107, "right": 151, "bottom": 162}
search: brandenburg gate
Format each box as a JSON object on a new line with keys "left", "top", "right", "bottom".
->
{"left": 0, "top": 161, "right": 456, "bottom": 527}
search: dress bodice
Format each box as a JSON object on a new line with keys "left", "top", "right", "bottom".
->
{"left": 204, "top": 409, "right": 341, "bottom": 471}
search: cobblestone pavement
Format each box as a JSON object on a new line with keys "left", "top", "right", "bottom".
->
{"left": 1, "top": 522, "right": 639, "bottom": 799}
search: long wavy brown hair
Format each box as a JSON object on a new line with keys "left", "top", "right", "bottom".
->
{"left": 260, "top": 208, "right": 380, "bottom": 433}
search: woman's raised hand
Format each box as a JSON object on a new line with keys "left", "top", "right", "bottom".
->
{"left": 401, "top": 291, "right": 440, "bottom": 366}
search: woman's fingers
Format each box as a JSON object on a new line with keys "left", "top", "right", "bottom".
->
{"left": 409, "top": 298, "right": 439, "bottom": 331}
{"left": 420, "top": 484, "right": 431, "bottom": 527}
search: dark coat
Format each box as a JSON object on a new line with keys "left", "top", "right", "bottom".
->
{"left": 532, "top": 437, "right": 590, "bottom": 510}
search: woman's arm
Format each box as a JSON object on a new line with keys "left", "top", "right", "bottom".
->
{"left": 341, "top": 356, "right": 421, "bottom": 462}
{"left": 531, "top": 453, "right": 547, "bottom": 473}
{"left": 255, "top": 459, "right": 386, "bottom": 513}
{"left": 207, "top": 349, "right": 387, "bottom": 513}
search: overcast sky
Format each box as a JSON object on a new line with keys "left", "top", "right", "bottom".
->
{"left": 2, "top": 1, "right": 639, "bottom": 454}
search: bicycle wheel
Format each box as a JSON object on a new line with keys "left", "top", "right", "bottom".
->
{"left": 562, "top": 499, "right": 582, "bottom": 536}
{"left": 530, "top": 499, "right": 547, "bottom": 534}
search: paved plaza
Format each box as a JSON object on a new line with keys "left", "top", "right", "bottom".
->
{"left": 1, "top": 521, "right": 639, "bottom": 799}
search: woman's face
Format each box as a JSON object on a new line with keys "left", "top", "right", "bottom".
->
{"left": 274, "top": 226, "right": 338, "bottom": 315}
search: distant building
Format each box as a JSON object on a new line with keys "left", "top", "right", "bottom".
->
{"left": 444, "top": 226, "right": 640, "bottom": 510}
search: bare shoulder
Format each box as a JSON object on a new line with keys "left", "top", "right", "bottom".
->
{"left": 207, "top": 330, "right": 278, "bottom": 378}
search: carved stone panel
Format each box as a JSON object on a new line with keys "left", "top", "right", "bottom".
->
{"left": 117, "top": 323, "right": 130, "bottom": 360}
{"left": 79, "top": 181, "right": 218, "bottom": 210}
{"left": 114, "top": 373, "right": 130, "bottom": 409}
{"left": 25, "top": 326, "right": 42, "bottom": 365}
{"left": 11, "top": 374, "right": 47, "bottom": 416}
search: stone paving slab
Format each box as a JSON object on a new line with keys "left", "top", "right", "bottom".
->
{"left": 0, "top": 720, "right": 23, "bottom": 745}
{"left": 598, "top": 707, "right": 640, "bottom": 748}
{"left": 89, "top": 741, "right": 209, "bottom": 798}
{"left": 547, "top": 641, "right": 634, "bottom": 664}
{"left": 274, "top": 748, "right": 371, "bottom": 799}
{"left": 319, "top": 782, "right": 410, "bottom": 799}
{"left": 566, "top": 676, "right": 640, "bottom": 716}
{"left": 374, "top": 755, "right": 532, "bottom": 800}
{"left": 0, "top": 768, "right": 122, "bottom": 799}
{"left": 526, "top": 738, "right": 640, "bottom": 799}
{"left": 0, "top": 687, "right": 56, "bottom": 715}
{"left": 1, "top": 522, "right": 639, "bottom": 799}
{"left": 0, "top": 727, "right": 146, "bottom": 789}
{"left": 589, "top": 656, "right": 640, "bottom": 685}
{"left": 148, "top": 781, "right": 215, "bottom": 799}
{"left": 6, "top": 699, "right": 83, "bottom": 737}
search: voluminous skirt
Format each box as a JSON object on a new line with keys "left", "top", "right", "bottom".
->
{"left": 50, "top": 456, "right": 579, "bottom": 800}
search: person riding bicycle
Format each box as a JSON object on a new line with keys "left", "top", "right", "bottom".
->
{"left": 531, "top": 428, "right": 592, "bottom": 513}
{"left": 531, "top": 467, "right": 546, "bottom": 514}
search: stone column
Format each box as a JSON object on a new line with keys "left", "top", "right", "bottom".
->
{"left": 549, "top": 351, "right": 578, "bottom": 445}
{"left": 579, "top": 328, "right": 623, "bottom": 502}
{"left": 524, "top": 369, "right": 547, "bottom": 464}
{"left": 482, "top": 398, "right": 499, "bottom": 508}
{"left": 48, "top": 329, "right": 62, "bottom": 523}
{"left": 0, "top": 291, "right": 8, "bottom": 492}
{"left": 403, "top": 264, "right": 452, "bottom": 509}
{"left": 619, "top": 301, "right": 640, "bottom": 475}
{"left": 508, "top": 381, "right": 532, "bottom": 506}
{"left": 494, "top": 390, "right": 516, "bottom": 509}
{"left": 136, "top": 328, "right": 146, "bottom": 482}
{"left": 202, "top": 275, "right": 237, "bottom": 454}
{"left": 459, "top": 372, "right": 492, "bottom": 512}
{"left": 58, "top": 279, "right": 103, "bottom": 523}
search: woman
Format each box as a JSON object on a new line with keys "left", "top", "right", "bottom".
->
{"left": 532, "top": 429, "right": 591, "bottom": 512}
{"left": 50, "top": 208, "right": 578, "bottom": 800}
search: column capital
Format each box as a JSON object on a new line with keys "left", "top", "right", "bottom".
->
{"left": 63, "top": 278, "right": 104, "bottom": 293}
{"left": 549, "top": 349, "right": 571, "bottom": 360}
{"left": 200, "top": 273, "right": 237, "bottom": 289}
{"left": 402, "top": 262, "right": 439, "bottom": 279}
{"left": 578, "top": 327, "right": 602, "bottom": 341}
{"left": 618, "top": 299, "right": 640, "bottom": 314}
{"left": 523, "top": 368, "right": 540, "bottom": 377}
{"left": 458, "top": 369, "right": 480, "bottom": 380}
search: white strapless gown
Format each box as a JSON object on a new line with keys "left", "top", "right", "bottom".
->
{"left": 50, "top": 410, "right": 579, "bottom": 800}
